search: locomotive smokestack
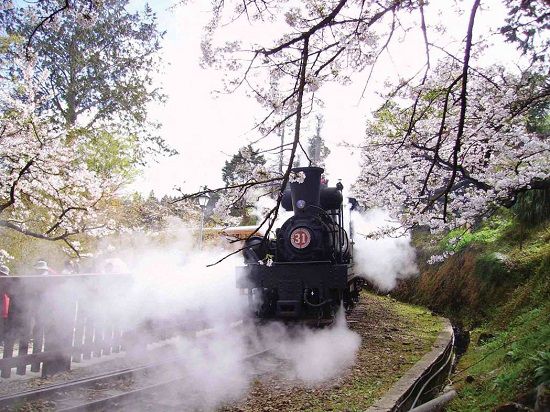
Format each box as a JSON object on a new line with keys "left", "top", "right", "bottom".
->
{"left": 289, "top": 166, "right": 324, "bottom": 215}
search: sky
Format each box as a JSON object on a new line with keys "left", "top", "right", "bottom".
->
{"left": 130, "top": 0, "right": 393, "bottom": 196}
{"left": 130, "top": 0, "right": 510, "bottom": 197}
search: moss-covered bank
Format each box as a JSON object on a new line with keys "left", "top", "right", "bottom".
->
{"left": 393, "top": 211, "right": 550, "bottom": 410}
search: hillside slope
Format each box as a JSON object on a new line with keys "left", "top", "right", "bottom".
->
{"left": 394, "top": 211, "right": 549, "bottom": 410}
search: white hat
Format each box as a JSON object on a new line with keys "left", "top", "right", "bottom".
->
{"left": 0, "top": 265, "right": 9, "bottom": 275}
{"left": 34, "top": 260, "right": 49, "bottom": 270}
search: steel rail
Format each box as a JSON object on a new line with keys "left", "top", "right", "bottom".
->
{"left": 0, "top": 356, "right": 182, "bottom": 409}
{"left": 0, "top": 320, "right": 246, "bottom": 410}
{"left": 57, "top": 347, "right": 274, "bottom": 412}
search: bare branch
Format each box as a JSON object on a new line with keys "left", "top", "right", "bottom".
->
{"left": 442, "top": 0, "right": 481, "bottom": 221}
{"left": 25, "top": 1, "right": 70, "bottom": 60}
{"left": 172, "top": 177, "right": 284, "bottom": 204}
{"left": 0, "top": 159, "right": 34, "bottom": 213}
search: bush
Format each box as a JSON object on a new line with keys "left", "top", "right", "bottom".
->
{"left": 474, "top": 252, "right": 515, "bottom": 284}
{"left": 530, "top": 351, "right": 550, "bottom": 385}
{"left": 513, "top": 188, "right": 550, "bottom": 228}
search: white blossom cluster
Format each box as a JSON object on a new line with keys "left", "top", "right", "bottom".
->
{"left": 211, "top": 195, "right": 242, "bottom": 226}
{"left": 426, "top": 251, "right": 454, "bottom": 265}
{"left": 289, "top": 171, "right": 306, "bottom": 184}
{"left": 210, "top": 144, "right": 282, "bottom": 224}
{"left": 211, "top": 172, "right": 280, "bottom": 225}
{"left": 0, "top": 249, "right": 14, "bottom": 265}
{"left": 0, "top": 1, "right": 14, "bottom": 11}
{"left": 0, "top": 56, "right": 122, "bottom": 243}
{"left": 201, "top": 0, "right": 392, "bottom": 133}
{"left": 355, "top": 61, "right": 549, "bottom": 233}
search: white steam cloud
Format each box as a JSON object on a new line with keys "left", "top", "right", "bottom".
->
{"left": 351, "top": 208, "right": 418, "bottom": 291}
{"left": 31, "top": 218, "right": 362, "bottom": 410}
{"left": 270, "top": 308, "right": 360, "bottom": 384}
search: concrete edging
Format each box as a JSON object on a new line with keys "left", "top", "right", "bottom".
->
{"left": 367, "top": 318, "right": 454, "bottom": 412}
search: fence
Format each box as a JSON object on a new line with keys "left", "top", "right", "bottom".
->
{"left": 0, "top": 274, "right": 133, "bottom": 378}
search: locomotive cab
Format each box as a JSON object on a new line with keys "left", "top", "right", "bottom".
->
{"left": 236, "top": 167, "right": 360, "bottom": 321}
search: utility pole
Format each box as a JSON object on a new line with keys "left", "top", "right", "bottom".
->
{"left": 278, "top": 125, "right": 285, "bottom": 174}
{"left": 312, "top": 115, "right": 322, "bottom": 165}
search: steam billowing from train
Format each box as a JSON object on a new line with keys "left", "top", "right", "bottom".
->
{"left": 10, "top": 169, "right": 418, "bottom": 410}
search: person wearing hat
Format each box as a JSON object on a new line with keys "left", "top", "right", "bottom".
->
{"left": 33, "top": 260, "right": 57, "bottom": 275}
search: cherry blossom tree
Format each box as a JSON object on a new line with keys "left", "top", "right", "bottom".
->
{"left": 201, "top": 0, "right": 408, "bottom": 142}
{"left": 0, "top": 1, "right": 175, "bottom": 253}
{"left": 197, "top": 0, "right": 548, "bottom": 236}
{"left": 354, "top": 0, "right": 549, "bottom": 232}
{"left": 355, "top": 60, "right": 549, "bottom": 232}
{"left": 188, "top": 0, "right": 415, "bottom": 239}
{"left": 0, "top": 57, "right": 122, "bottom": 254}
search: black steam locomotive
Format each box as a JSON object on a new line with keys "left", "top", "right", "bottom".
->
{"left": 236, "top": 166, "right": 361, "bottom": 321}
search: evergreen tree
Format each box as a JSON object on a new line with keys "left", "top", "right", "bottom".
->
{"left": 222, "top": 145, "right": 266, "bottom": 186}
{"left": 0, "top": 0, "right": 173, "bottom": 158}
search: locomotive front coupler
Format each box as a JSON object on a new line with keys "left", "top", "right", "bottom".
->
{"left": 303, "top": 288, "right": 331, "bottom": 308}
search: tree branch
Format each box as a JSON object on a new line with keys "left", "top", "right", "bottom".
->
{"left": 25, "top": 1, "right": 70, "bottom": 60}
{"left": 442, "top": 0, "right": 481, "bottom": 221}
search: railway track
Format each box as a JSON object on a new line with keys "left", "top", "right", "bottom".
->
{"left": 0, "top": 323, "right": 273, "bottom": 412}
{"left": 0, "top": 356, "right": 180, "bottom": 410}
{"left": 57, "top": 347, "right": 273, "bottom": 412}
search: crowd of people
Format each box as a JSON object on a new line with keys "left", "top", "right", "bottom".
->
{"left": 0, "top": 258, "right": 125, "bottom": 345}
{"left": 0, "top": 258, "right": 127, "bottom": 278}
{"left": 1, "top": 260, "right": 70, "bottom": 335}
{"left": 0, "top": 258, "right": 128, "bottom": 276}
{"left": 0, "top": 259, "right": 73, "bottom": 277}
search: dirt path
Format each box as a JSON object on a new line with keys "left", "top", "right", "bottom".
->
{"left": 222, "top": 292, "right": 443, "bottom": 412}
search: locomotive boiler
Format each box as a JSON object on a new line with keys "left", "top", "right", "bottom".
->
{"left": 236, "top": 166, "right": 361, "bottom": 321}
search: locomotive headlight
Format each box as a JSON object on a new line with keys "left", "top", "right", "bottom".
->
{"left": 296, "top": 199, "right": 306, "bottom": 209}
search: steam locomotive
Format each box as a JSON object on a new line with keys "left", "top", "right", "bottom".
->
{"left": 236, "top": 166, "right": 361, "bottom": 321}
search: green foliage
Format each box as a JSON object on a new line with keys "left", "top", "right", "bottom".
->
{"left": 525, "top": 98, "right": 550, "bottom": 133}
{"left": 530, "top": 351, "right": 550, "bottom": 385}
{"left": 449, "top": 306, "right": 550, "bottom": 411}
{"left": 0, "top": 227, "right": 76, "bottom": 274}
{"left": 221, "top": 145, "right": 266, "bottom": 186}
{"left": 0, "top": 33, "right": 22, "bottom": 53}
{"left": 80, "top": 130, "right": 140, "bottom": 181}
{"left": 399, "top": 207, "right": 550, "bottom": 409}
{"left": 440, "top": 212, "right": 514, "bottom": 252}
{"left": 0, "top": 0, "right": 172, "bottom": 158}
{"left": 220, "top": 145, "right": 266, "bottom": 224}
{"left": 513, "top": 188, "right": 550, "bottom": 228}
{"left": 474, "top": 252, "right": 512, "bottom": 284}
{"left": 369, "top": 101, "right": 402, "bottom": 138}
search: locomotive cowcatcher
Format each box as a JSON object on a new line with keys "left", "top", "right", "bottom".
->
{"left": 236, "top": 166, "right": 361, "bottom": 321}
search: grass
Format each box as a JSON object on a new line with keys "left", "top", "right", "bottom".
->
{"left": 448, "top": 305, "right": 550, "bottom": 411}
{"left": 440, "top": 213, "right": 515, "bottom": 253}
{"left": 400, "top": 210, "right": 550, "bottom": 410}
